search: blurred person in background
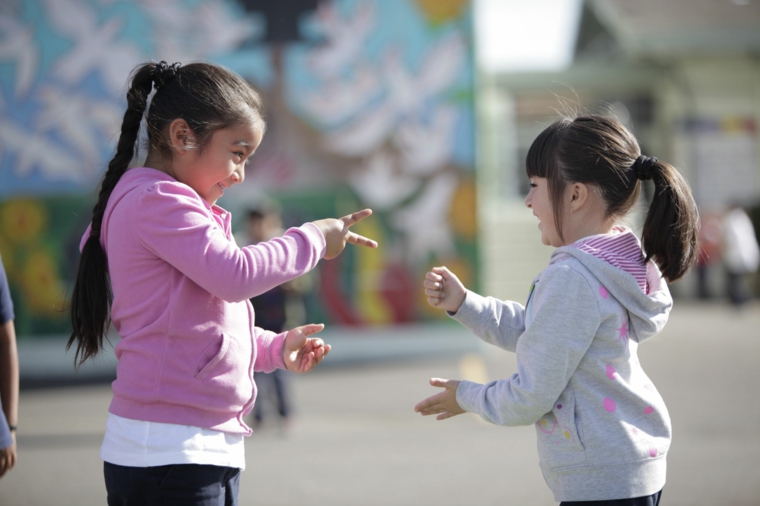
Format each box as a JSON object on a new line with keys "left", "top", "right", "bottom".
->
{"left": 696, "top": 213, "right": 722, "bottom": 299}
{"left": 244, "top": 207, "right": 311, "bottom": 431}
{"left": 0, "top": 255, "right": 18, "bottom": 479}
{"left": 722, "top": 203, "right": 760, "bottom": 308}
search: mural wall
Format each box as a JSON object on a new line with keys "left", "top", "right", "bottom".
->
{"left": 0, "top": 0, "right": 477, "bottom": 337}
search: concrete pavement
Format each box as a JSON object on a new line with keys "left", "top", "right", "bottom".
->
{"left": 1, "top": 301, "right": 759, "bottom": 505}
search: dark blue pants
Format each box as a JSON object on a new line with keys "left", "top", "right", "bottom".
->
{"left": 104, "top": 462, "right": 240, "bottom": 506}
{"left": 561, "top": 489, "right": 662, "bottom": 506}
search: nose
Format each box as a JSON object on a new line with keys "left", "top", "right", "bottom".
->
{"left": 524, "top": 192, "right": 532, "bottom": 208}
{"left": 231, "top": 167, "right": 244, "bottom": 185}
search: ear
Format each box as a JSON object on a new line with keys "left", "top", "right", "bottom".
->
{"left": 568, "top": 182, "right": 589, "bottom": 212}
{"left": 168, "top": 118, "right": 196, "bottom": 153}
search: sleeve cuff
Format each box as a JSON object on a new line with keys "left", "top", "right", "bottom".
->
{"left": 448, "top": 290, "right": 487, "bottom": 329}
{"left": 456, "top": 380, "right": 484, "bottom": 414}
{"left": 297, "top": 222, "right": 327, "bottom": 259}
{"left": 269, "top": 331, "right": 287, "bottom": 371}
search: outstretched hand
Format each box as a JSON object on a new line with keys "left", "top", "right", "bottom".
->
{"left": 283, "top": 324, "right": 331, "bottom": 374}
{"left": 312, "top": 209, "right": 378, "bottom": 260}
{"left": 414, "top": 378, "right": 465, "bottom": 421}
{"left": 424, "top": 266, "right": 467, "bottom": 313}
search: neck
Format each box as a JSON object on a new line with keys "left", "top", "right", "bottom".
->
{"left": 144, "top": 151, "right": 177, "bottom": 180}
{"left": 562, "top": 212, "right": 616, "bottom": 245}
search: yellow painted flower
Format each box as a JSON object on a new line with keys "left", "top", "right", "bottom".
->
{"left": 0, "top": 198, "right": 47, "bottom": 245}
{"left": 449, "top": 178, "right": 477, "bottom": 240}
{"left": 415, "top": 0, "right": 470, "bottom": 24}
{"left": 21, "top": 250, "right": 66, "bottom": 316}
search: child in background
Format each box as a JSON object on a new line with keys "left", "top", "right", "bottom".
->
{"left": 244, "top": 207, "right": 297, "bottom": 429}
{"left": 416, "top": 115, "right": 699, "bottom": 505}
{"left": 0, "top": 256, "right": 18, "bottom": 479}
{"left": 67, "top": 61, "right": 377, "bottom": 505}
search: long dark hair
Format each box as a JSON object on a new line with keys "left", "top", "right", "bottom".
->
{"left": 525, "top": 115, "right": 698, "bottom": 282}
{"left": 67, "top": 61, "right": 265, "bottom": 367}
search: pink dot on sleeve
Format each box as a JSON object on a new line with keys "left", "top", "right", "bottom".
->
{"left": 605, "top": 365, "right": 617, "bottom": 380}
{"left": 644, "top": 406, "right": 654, "bottom": 415}
{"left": 603, "top": 397, "right": 617, "bottom": 412}
{"left": 649, "top": 447, "right": 658, "bottom": 457}
{"left": 599, "top": 286, "right": 609, "bottom": 299}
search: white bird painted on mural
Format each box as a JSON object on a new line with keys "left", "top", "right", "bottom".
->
{"left": 0, "top": 13, "right": 39, "bottom": 97}
{"left": 139, "top": 0, "right": 254, "bottom": 61}
{"left": 0, "top": 117, "right": 84, "bottom": 183}
{"left": 395, "top": 105, "right": 459, "bottom": 176}
{"left": 44, "top": 0, "right": 141, "bottom": 93}
{"left": 309, "top": 1, "right": 375, "bottom": 79}
{"left": 302, "top": 65, "right": 380, "bottom": 126}
{"left": 348, "top": 150, "right": 421, "bottom": 211}
{"left": 391, "top": 172, "right": 458, "bottom": 264}
{"left": 323, "top": 32, "right": 465, "bottom": 158}
{"left": 383, "top": 33, "right": 466, "bottom": 117}
{"left": 323, "top": 101, "right": 397, "bottom": 156}
{"left": 36, "top": 86, "right": 121, "bottom": 167}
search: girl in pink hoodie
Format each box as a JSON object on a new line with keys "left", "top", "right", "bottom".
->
{"left": 67, "top": 60, "right": 377, "bottom": 506}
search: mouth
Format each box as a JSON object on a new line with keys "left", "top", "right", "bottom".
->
{"left": 218, "top": 183, "right": 226, "bottom": 194}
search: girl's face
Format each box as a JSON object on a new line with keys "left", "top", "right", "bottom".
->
{"left": 178, "top": 120, "right": 263, "bottom": 206}
{"left": 525, "top": 177, "right": 563, "bottom": 247}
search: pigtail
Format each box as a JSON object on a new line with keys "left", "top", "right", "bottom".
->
{"left": 640, "top": 160, "right": 699, "bottom": 282}
{"left": 67, "top": 63, "right": 156, "bottom": 368}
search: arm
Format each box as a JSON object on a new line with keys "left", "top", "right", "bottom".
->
{"left": 135, "top": 183, "right": 326, "bottom": 302}
{"left": 0, "top": 320, "right": 18, "bottom": 478}
{"left": 418, "top": 265, "right": 601, "bottom": 426}
{"left": 424, "top": 266, "right": 526, "bottom": 352}
{"left": 132, "top": 185, "right": 376, "bottom": 303}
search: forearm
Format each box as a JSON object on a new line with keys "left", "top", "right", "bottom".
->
{"left": 0, "top": 321, "right": 18, "bottom": 428}
{"left": 450, "top": 291, "right": 526, "bottom": 352}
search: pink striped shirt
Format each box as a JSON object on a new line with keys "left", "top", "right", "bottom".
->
{"left": 572, "top": 227, "right": 648, "bottom": 293}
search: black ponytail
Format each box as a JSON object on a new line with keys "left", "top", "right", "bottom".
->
{"left": 640, "top": 160, "right": 699, "bottom": 282}
{"left": 67, "top": 63, "right": 156, "bottom": 368}
{"left": 526, "top": 115, "right": 699, "bottom": 283}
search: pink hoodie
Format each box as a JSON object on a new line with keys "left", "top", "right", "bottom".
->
{"left": 81, "top": 167, "right": 326, "bottom": 435}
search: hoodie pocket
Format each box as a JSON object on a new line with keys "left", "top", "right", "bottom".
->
{"left": 194, "top": 333, "right": 230, "bottom": 382}
{"left": 537, "top": 386, "right": 586, "bottom": 466}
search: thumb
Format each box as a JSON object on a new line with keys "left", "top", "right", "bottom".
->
{"left": 429, "top": 377, "right": 451, "bottom": 389}
{"left": 298, "top": 323, "right": 325, "bottom": 337}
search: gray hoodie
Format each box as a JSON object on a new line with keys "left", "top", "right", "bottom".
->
{"left": 453, "top": 231, "right": 672, "bottom": 502}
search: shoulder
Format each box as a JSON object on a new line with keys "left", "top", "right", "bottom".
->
{"left": 535, "top": 256, "right": 601, "bottom": 311}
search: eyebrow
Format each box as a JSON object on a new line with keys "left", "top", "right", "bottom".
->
{"left": 232, "top": 140, "right": 253, "bottom": 147}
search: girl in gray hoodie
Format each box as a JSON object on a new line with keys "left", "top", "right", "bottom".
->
{"left": 416, "top": 115, "right": 699, "bottom": 505}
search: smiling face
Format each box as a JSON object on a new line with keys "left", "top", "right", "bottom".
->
{"left": 176, "top": 120, "right": 263, "bottom": 206}
{"left": 525, "top": 176, "right": 564, "bottom": 247}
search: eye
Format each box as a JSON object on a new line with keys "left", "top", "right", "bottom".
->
{"left": 529, "top": 182, "right": 538, "bottom": 188}
{"left": 233, "top": 152, "right": 245, "bottom": 159}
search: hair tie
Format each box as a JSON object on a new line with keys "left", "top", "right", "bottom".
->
{"left": 633, "top": 155, "right": 657, "bottom": 181}
{"left": 152, "top": 61, "right": 181, "bottom": 91}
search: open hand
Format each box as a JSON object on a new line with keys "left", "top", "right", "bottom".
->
{"left": 414, "top": 378, "right": 465, "bottom": 421}
{"left": 0, "top": 435, "right": 16, "bottom": 479}
{"left": 283, "top": 324, "right": 331, "bottom": 374}
{"left": 424, "top": 266, "right": 466, "bottom": 313}
{"left": 312, "top": 209, "right": 378, "bottom": 260}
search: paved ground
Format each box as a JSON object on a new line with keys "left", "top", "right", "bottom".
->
{"left": 1, "top": 301, "right": 759, "bottom": 505}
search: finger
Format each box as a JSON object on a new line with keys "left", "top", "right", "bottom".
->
{"left": 431, "top": 266, "right": 450, "bottom": 277}
{"left": 424, "top": 287, "right": 443, "bottom": 297}
{"left": 323, "top": 344, "right": 331, "bottom": 356}
{"left": 299, "top": 323, "right": 325, "bottom": 337}
{"left": 341, "top": 208, "right": 372, "bottom": 226}
{"left": 423, "top": 279, "right": 442, "bottom": 290}
{"left": 427, "top": 296, "right": 443, "bottom": 307}
{"left": 425, "top": 271, "right": 443, "bottom": 283}
{"left": 346, "top": 231, "right": 378, "bottom": 249}
{"left": 436, "top": 411, "right": 460, "bottom": 421}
